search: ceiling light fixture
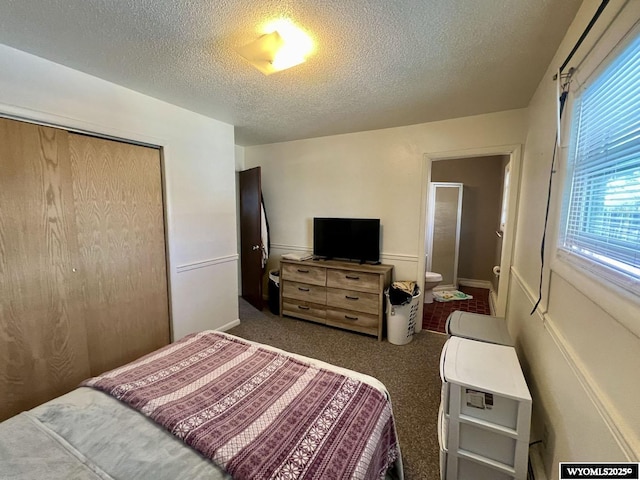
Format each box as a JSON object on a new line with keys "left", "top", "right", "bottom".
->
{"left": 236, "top": 19, "right": 314, "bottom": 75}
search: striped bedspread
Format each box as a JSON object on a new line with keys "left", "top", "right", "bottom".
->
{"left": 82, "top": 331, "right": 399, "bottom": 480}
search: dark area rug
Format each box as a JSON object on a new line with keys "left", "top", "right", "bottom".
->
{"left": 229, "top": 297, "right": 447, "bottom": 480}
{"left": 422, "top": 286, "right": 492, "bottom": 333}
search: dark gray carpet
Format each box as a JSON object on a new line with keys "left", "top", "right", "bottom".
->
{"left": 229, "top": 298, "right": 447, "bottom": 480}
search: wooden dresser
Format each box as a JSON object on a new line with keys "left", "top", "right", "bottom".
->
{"left": 279, "top": 259, "right": 393, "bottom": 340}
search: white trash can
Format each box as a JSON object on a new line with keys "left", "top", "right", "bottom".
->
{"left": 386, "top": 288, "right": 421, "bottom": 345}
{"left": 268, "top": 270, "right": 280, "bottom": 315}
{"left": 445, "top": 311, "right": 513, "bottom": 346}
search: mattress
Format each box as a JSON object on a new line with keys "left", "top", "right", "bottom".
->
{"left": 0, "top": 332, "right": 403, "bottom": 480}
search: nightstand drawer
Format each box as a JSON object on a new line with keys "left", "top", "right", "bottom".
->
{"left": 327, "top": 269, "right": 379, "bottom": 293}
{"left": 282, "top": 263, "right": 326, "bottom": 286}
{"left": 326, "top": 288, "right": 379, "bottom": 315}
{"left": 282, "top": 281, "right": 326, "bottom": 304}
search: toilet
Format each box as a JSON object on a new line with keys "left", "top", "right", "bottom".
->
{"left": 423, "top": 271, "right": 443, "bottom": 303}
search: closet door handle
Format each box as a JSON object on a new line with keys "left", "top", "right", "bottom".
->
{"left": 345, "top": 295, "right": 359, "bottom": 301}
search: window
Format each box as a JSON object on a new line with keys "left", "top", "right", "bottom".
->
{"left": 559, "top": 32, "right": 640, "bottom": 295}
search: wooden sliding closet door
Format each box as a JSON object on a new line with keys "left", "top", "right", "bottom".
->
{"left": 0, "top": 119, "right": 91, "bottom": 420}
{"left": 0, "top": 119, "right": 170, "bottom": 420}
{"left": 69, "top": 134, "right": 170, "bottom": 375}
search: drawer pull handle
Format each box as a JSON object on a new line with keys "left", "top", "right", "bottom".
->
{"left": 345, "top": 315, "right": 358, "bottom": 320}
{"left": 345, "top": 275, "right": 360, "bottom": 280}
{"left": 345, "top": 295, "right": 359, "bottom": 301}
{"left": 297, "top": 269, "right": 309, "bottom": 273}
{"left": 298, "top": 305, "right": 310, "bottom": 310}
{"left": 298, "top": 287, "right": 310, "bottom": 292}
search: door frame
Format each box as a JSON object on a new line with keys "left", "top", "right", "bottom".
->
{"left": 416, "top": 144, "right": 522, "bottom": 327}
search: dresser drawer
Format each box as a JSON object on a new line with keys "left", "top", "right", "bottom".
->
{"left": 282, "top": 281, "right": 326, "bottom": 304}
{"left": 327, "top": 269, "right": 380, "bottom": 293}
{"left": 282, "top": 263, "right": 326, "bottom": 286}
{"left": 282, "top": 299, "right": 326, "bottom": 324}
{"left": 326, "top": 308, "right": 378, "bottom": 331}
{"left": 326, "top": 288, "right": 379, "bottom": 315}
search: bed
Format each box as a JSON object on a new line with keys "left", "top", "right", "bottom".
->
{"left": 0, "top": 331, "right": 403, "bottom": 480}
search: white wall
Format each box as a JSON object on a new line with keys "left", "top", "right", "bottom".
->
{"left": 0, "top": 44, "right": 240, "bottom": 340}
{"left": 242, "top": 1, "right": 640, "bottom": 473}
{"left": 244, "top": 109, "right": 528, "bottom": 283}
{"left": 507, "top": 1, "right": 640, "bottom": 476}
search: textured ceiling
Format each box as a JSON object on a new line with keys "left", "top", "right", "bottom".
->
{"left": 0, "top": 0, "right": 581, "bottom": 146}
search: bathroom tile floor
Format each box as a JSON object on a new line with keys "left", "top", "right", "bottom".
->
{"left": 422, "top": 286, "right": 492, "bottom": 334}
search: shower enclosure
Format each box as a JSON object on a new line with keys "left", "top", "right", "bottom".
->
{"left": 426, "top": 182, "right": 463, "bottom": 290}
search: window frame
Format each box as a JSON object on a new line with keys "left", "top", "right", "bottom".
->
{"left": 555, "top": 24, "right": 640, "bottom": 300}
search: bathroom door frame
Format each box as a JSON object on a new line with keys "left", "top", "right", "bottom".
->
{"left": 416, "top": 144, "right": 522, "bottom": 328}
{"left": 426, "top": 182, "right": 464, "bottom": 289}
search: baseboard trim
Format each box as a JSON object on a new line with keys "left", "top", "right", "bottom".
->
{"left": 489, "top": 290, "right": 498, "bottom": 316}
{"left": 458, "top": 278, "right": 493, "bottom": 289}
{"left": 216, "top": 318, "right": 241, "bottom": 332}
{"left": 529, "top": 444, "right": 548, "bottom": 480}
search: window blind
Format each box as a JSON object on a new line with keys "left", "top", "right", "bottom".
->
{"left": 560, "top": 32, "right": 640, "bottom": 292}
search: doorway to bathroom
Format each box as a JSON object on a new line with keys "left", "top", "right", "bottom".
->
{"left": 416, "top": 145, "right": 522, "bottom": 332}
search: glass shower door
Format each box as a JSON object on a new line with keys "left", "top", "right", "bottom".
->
{"left": 427, "top": 182, "right": 464, "bottom": 289}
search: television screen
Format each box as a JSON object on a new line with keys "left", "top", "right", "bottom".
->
{"left": 313, "top": 218, "right": 380, "bottom": 263}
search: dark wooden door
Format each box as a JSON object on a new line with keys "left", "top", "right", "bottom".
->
{"left": 239, "top": 167, "right": 264, "bottom": 310}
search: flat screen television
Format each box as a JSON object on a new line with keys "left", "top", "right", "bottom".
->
{"left": 313, "top": 217, "right": 380, "bottom": 263}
